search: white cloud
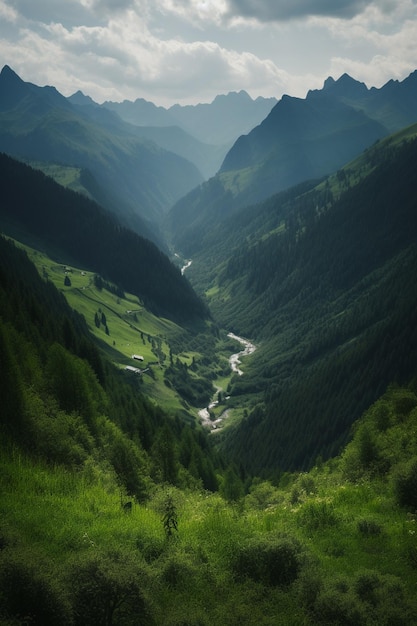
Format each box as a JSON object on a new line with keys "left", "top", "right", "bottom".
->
{"left": 0, "top": 0, "right": 416, "bottom": 105}
{"left": 313, "top": 0, "right": 417, "bottom": 86}
{"left": 0, "top": 0, "right": 18, "bottom": 22}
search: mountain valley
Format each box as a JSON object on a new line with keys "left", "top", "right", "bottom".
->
{"left": 1, "top": 65, "right": 417, "bottom": 625}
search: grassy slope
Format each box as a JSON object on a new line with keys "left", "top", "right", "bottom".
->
{"left": 21, "top": 243, "right": 243, "bottom": 424}
{"left": 1, "top": 384, "right": 417, "bottom": 624}
{"left": 26, "top": 162, "right": 92, "bottom": 197}
{"left": 23, "top": 244, "right": 194, "bottom": 416}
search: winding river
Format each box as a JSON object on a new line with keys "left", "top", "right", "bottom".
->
{"left": 179, "top": 256, "right": 256, "bottom": 430}
{"left": 198, "top": 333, "right": 256, "bottom": 430}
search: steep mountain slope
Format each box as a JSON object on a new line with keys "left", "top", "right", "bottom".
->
{"left": 0, "top": 65, "right": 202, "bottom": 234}
{"left": 167, "top": 71, "right": 417, "bottom": 255}
{"left": 0, "top": 153, "right": 207, "bottom": 324}
{"left": 187, "top": 126, "right": 417, "bottom": 475}
{"left": 220, "top": 93, "right": 384, "bottom": 179}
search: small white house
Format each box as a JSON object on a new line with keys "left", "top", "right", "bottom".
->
{"left": 132, "top": 354, "right": 144, "bottom": 361}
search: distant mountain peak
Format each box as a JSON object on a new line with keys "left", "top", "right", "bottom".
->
{"left": 0, "top": 64, "right": 24, "bottom": 86}
{"left": 323, "top": 76, "right": 336, "bottom": 89}
{"left": 0, "top": 64, "right": 30, "bottom": 110}
{"left": 214, "top": 90, "right": 251, "bottom": 101}
{"left": 1, "top": 64, "right": 19, "bottom": 77}
{"left": 326, "top": 72, "right": 368, "bottom": 95}
{"left": 68, "top": 90, "right": 98, "bottom": 107}
{"left": 307, "top": 72, "right": 368, "bottom": 101}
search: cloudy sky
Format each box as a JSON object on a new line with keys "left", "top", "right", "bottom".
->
{"left": 1, "top": 0, "right": 417, "bottom": 106}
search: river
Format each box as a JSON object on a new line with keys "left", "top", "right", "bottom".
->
{"left": 179, "top": 257, "right": 255, "bottom": 429}
{"left": 227, "top": 332, "right": 256, "bottom": 376}
{"left": 198, "top": 333, "right": 256, "bottom": 430}
{"left": 181, "top": 259, "right": 192, "bottom": 274}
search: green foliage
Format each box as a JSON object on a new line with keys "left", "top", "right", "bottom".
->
{"left": 305, "top": 570, "right": 415, "bottom": 626}
{"left": 45, "top": 342, "right": 104, "bottom": 428}
{"left": 0, "top": 234, "right": 218, "bottom": 497}
{"left": 164, "top": 359, "right": 214, "bottom": 406}
{"left": 68, "top": 552, "right": 153, "bottom": 626}
{"left": 342, "top": 388, "right": 417, "bottom": 484}
{"left": 310, "top": 586, "right": 365, "bottom": 625}
{"left": 245, "top": 480, "right": 283, "bottom": 510}
{"left": 3, "top": 123, "right": 417, "bottom": 623}
{"left": 357, "top": 519, "right": 383, "bottom": 537}
{"left": 0, "top": 321, "right": 26, "bottom": 439}
{"left": 231, "top": 533, "right": 303, "bottom": 587}
{"left": 0, "top": 552, "right": 72, "bottom": 626}
{"left": 220, "top": 465, "right": 244, "bottom": 502}
{"left": 297, "top": 500, "right": 339, "bottom": 532}
{"left": 162, "top": 495, "right": 179, "bottom": 539}
{"left": 393, "top": 457, "right": 417, "bottom": 510}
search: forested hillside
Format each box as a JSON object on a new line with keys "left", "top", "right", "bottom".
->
{"left": 0, "top": 234, "right": 218, "bottom": 492}
{"left": 185, "top": 126, "right": 417, "bottom": 476}
{"left": 0, "top": 153, "right": 207, "bottom": 323}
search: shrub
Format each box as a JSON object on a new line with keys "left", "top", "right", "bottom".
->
{"left": 393, "top": 457, "right": 417, "bottom": 510}
{"left": 352, "top": 570, "right": 414, "bottom": 625}
{"left": 160, "top": 553, "right": 197, "bottom": 590}
{"left": 296, "top": 568, "right": 323, "bottom": 613}
{"left": 68, "top": 552, "right": 153, "bottom": 626}
{"left": 311, "top": 588, "right": 364, "bottom": 625}
{"left": 353, "top": 569, "right": 381, "bottom": 606}
{"left": 136, "top": 534, "right": 165, "bottom": 563}
{"left": 297, "top": 500, "right": 339, "bottom": 531}
{"left": 0, "top": 554, "right": 71, "bottom": 626}
{"left": 231, "top": 534, "right": 303, "bottom": 587}
{"left": 357, "top": 519, "right": 383, "bottom": 537}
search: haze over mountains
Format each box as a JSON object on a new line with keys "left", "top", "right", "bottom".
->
{"left": 100, "top": 90, "right": 277, "bottom": 178}
{"left": 0, "top": 64, "right": 202, "bottom": 244}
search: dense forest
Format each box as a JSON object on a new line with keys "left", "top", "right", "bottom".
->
{"left": 182, "top": 130, "right": 417, "bottom": 475}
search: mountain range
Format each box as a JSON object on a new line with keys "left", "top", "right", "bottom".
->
{"left": 102, "top": 90, "right": 277, "bottom": 144}
{"left": 168, "top": 70, "right": 417, "bottom": 255}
